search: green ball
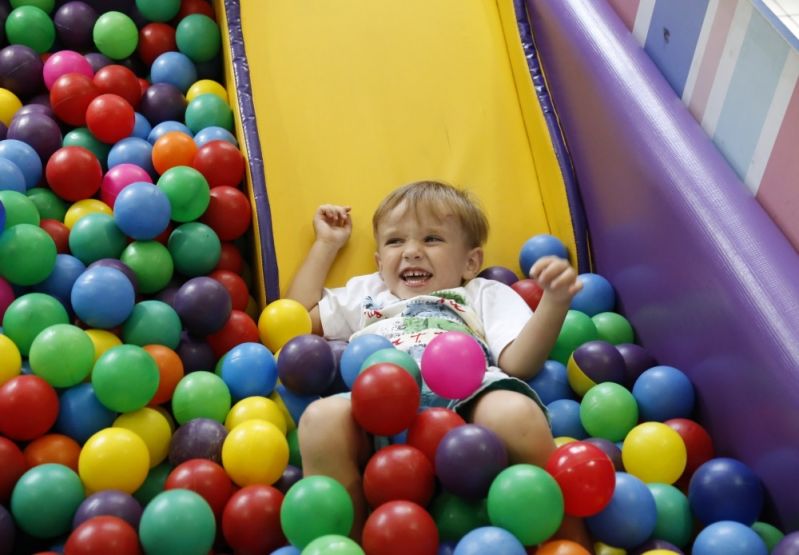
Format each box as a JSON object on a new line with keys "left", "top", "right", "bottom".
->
{"left": 487, "top": 464, "right": 564, "bottom": 545}
{"left": 92, "top": 344, "right": 160, "bottom": 413}
{"left": 550, "top": 310, "right": 599, "bottom": 364}
{"left": 0, "top": 190, "right": 40, "bottom": 228}
{"left": 360, "top": 347, "right": 422, "bottom": 386}
{"left": 287, "top": 427, "right": 302, "bottom": 468}
{"left": 139, "top": 489, "right": 216, "bottom": 555}
{"left": 171, "top": 371, "right": 231, "bottom": 424}
{"left": 168, "top": 222, "right": 221, "bottom": 276}
{"left": 121, "top": 241, "right": 174, "bottom": 294}
{"left": 185, "top": 93, "right": 233, "bottom": 134}
{"left": 133, "top": 462, "right": 173, "bottom": 506}
{"left": 429, "top": 492, "right": 488, "bottom": 542}
{"left": 176, "top": 14, "right": 220, "bottom": 62}
{"left": 29, "top": 324, "right": 95, "bottom": 388}
{"left": 593, "top": 311, "right": 635, "bottom": 345}
{"left": 303, "top": 535, "right": 365, "bottom": 555}
{"left": 647, "top": 483, "right": 692, "bottom": 548}
{"left": 93, "top": 11, "right": 138, "bottom": 60}
{"left": 10, "top": 0, "right": 54, "bottom": 13}
{"left": 579, "top": 382, "right": 638, "bottom": 442}
{"left": 135, "top": 0, "right": 180, "bottom": 22}
{"left": 157, "top": 166, "right": 210, "bottom": 222}
{"left": 5, "top": 6, "right": 55, "bottom": 53}
{"left": 63, "top": 127, "right": 111, "bottom": 169}
{"left": 2, "top": 293, "right": 68, "bottom": 356}
{"left": 26, "top": 188, "right": 67, "bottom": 221}
{"left": 10, "top": 464, "right": 85, "bottom": 538}
{"left": 68, "top": 213, "right": 127, "bottom": 265}
{"left": 280, "top": 476, "right": 354, "bottom": 548}
{"left": 752, "top": 521, "right": 785, "bottom": 550}
{"left": 0, "top": 224, "right": 56, "bottom": 286}
{"left": 122, "top": 300, "right": 182, "bottom": 349}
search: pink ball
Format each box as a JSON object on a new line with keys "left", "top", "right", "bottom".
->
{"left": 101, "top": 163, "right": 153, "bottom": 207}
{"left": 0, "top": 277, "right": 15, "bottom": 321}
{"left": 43, "top": 51, "right": 94, "bottom": 90}
{"left": 421, "top": 331, "right": 486, "bottom": 400}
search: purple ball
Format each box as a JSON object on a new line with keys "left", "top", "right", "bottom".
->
{"left": 139, "top": 83, "right": 187, "bottom": 125}
{"left": 85, "top": 52, "right": 113, "bottom": 73}
{"left": 0, "top": 44, "right": 44, "bottom": 98}
{"left": 477, "top": 265, "right": 519, "bottom": 286}
{"left": 7, "top": 112, "right": 62, "bottom": 163}
{"left": 616, "top": 343, "right": 657, "bottom": 385}
{"left": 169, "top": 417, "right": 228, "bottom": 466}
{"left": 322, "top": 339, "right": 349, "bottom": 395}
{"left": 14, "top": 103, "right": 54, "bottom": 120}
{"left": 774, "top": 532, "right": 799, "bottom": 555}
{"left": 54, "top": 2, "right": 98, "bottom": 51}
{"left": 274, "top": 464, "right": 303, "bottom": 494}
{"left": 583, "top": 437, "right": 623, "bottom": 472}
{"left": 72, "top": 489, "right": 143, "bottom": 530}
{"left": 173, "top": 277, "right": 232, "bottom": 336}
{"left": 0, "top": 505, "right": 14, "bottom": 555}
{"left": 88, "top": 258, "right": 139, "bottom": 293}
{"left": 176, "top": 332, "right": 217, "bottom": 373}
{"left": 0, "top": 122, "right": 7, "bottom": 142}
{"left": 570, "top": 340, "right": 626, "bottom": 387}
{"left": 435, "top": 424, "right": 508, "bottom": 500}
{"left": 277, "top": 334, "right": 336, "bottom": 395}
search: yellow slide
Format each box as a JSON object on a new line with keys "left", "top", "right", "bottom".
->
{"left": 217, "top": 0, "right": 577, "bottom": 302}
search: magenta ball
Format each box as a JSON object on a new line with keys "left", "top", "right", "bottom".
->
{"left": 101, "top": 163, "right": 153, "bottom": 207}
{"left": 421, "top": 331, "right": 486, "bottom": 400}
{"left": 43, "top": 50, "right": 94, "bottom": 90}
{"left": 0, "top": 277, "right": 14, "bottom": 320}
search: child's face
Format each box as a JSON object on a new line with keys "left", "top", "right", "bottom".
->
{"left": 374, "top": 203, "right": 483, "bottom": 299}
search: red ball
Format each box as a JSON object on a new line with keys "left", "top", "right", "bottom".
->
{"left": 362, "top": 500, "right": 438, "bottom": 555}
{"left": 222, "top": 485, "right": 285, "bottom": 554}
{"left": 544, "top": 440, "right": 616, "bottom": 517}
{"left": 364, "top": 444, "right": 435, "bottom": 509}
{"left": 176, "top": 0, "right": 215, "bottom": 21}
{"left": 85, "top": 94, "right": 135, "bottom": 144}
{"left": 65, "top": 516, "right": 142, "bottom": 555}
{"left": 40, "top": 219, "right": 70, "bottom": 253}
{"left": 200, "top": 186, "right": 252, "bottom": 241}
{"left": 406, "top": 407, "right": 466, "bottom": 465}
{"left": 0, "top": 436, "right": 26, "bottom": 504}
{"left": 209, "top": 269, "right": 249, "bottom": 312}
{"left": 165, "top": 458, "right": 235, "bottom": 519}
{"left": 93, "top": 65, "right": 142, "bottom": 108}
{"left": 138, "top": 23, "right": 177, "bottom": 67}
{"left": 45, "top": 146, "right": 103, "bottom": 201}
{"left": 511, "top": 278, "right": 544, "bottom": 311}
{"left": 50, "top": 73, "right": 99, "bottom": 126}
{"left": 352, "top": 363, "right": 420, "bottom": 436}
{"left": 192, "top": 140, "right": 245, "bottom": 189}
{"left": 0, "top": 375, "right": 59, "bottom": 441}
{"left": 215, "top": 242, "right": 244, "bottom": 274}
{"left": 205, "top": 309, "right": 260, "bottom": 358}
{"left": 665, "top": 417, "right": 715, "bottom": 482}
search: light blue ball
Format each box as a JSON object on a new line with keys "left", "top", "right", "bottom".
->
{"left": 33, "top": 254, "right": 85, "bottom": 311}
{"left": 586, "top": 472, "right": 657, "bottom": 548}
{"left": 547, "top": 398, "right": 587, "bottom": 439}
{"left": 193, "top": 125, "right": 237, "bottom": 147}
{"left": 113, "top": 181, "right": 171, "bottom": 240}
{"left": 107, "top": 137, "right": 154, "bottom": 177}
{"left": 0, "top": 139, "right": 41, "bottom": 189}
{"left": 150, "top": 51, "right": 197, "bottom": 93}
{"left": 454, "top": 526, "right": 526, "bottom": 555}
{"left": 632, "top": 365, "right": 695, "bottom": 421}
{"left": 0, "top": 157, "right": 27, "bottom": 193}
{"left": 55, "top": 383, "right": 116, "bottom": 443}
{"left": 148, "top": 120, "right": 193, "bottom": 144}
{"left": 220, "top": 342, "right": 278, "bottom": 401}
{"left": 693, "top": 521, "right": 768, "bottom": 555}
{"left": 570, "top": 272, "right": 616, "bottom": 316}
{"left": 132, "top": 112, "right": 153, "bottom": 140}
{"left": 527, "top": 360, "right": 575, "bottom": 404}
{"left": 71, "top": 266, "right": 135, "bottom": 328}
{"left": 339, "top": 334, "right": 394, "bottom": 389}
{"left": 518, "top": 234, "right": 568, "bottom": 276}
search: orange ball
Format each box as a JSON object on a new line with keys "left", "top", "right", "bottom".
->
{"left": 145, "top": 344, "right": 185, "bottom": 406}
{"left": 152, "top": 131, "right": 198, "bottom": 175}
{"left": 23, "top": 433, "right": 81, "bottom": 472}
{"left": 536, "top": 540, "right": 592, "bottom": 554}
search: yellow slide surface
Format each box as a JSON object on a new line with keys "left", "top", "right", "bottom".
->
{"left": 220, "top": 0, "right": 576, "bottom": 298}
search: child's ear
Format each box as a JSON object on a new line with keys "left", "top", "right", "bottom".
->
{"left": 464, "top": 247, "right": 484, "bottom": 280}
{"left": 374, "top": 251, "right": 383, "bottom": 272}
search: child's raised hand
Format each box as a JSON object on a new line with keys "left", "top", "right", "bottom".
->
{"left": 529, "top": 255, "right": 583, "bottom": 304}
{"left": 313, "top": 204, "right": 352, "bottom": 248}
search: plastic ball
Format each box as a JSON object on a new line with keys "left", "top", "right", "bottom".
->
{"left": 64, "top": 198, "right": 112, "bottom": 229}
{"left": 362, "top": 500, "right": 439, "bottom": 555}
{"left": 173, "top": 276, "right": 232, "bottom": 336}
{"left": 0, "top": 190, "right": 38, "bottom": 227}
{"left": 65, "top": 515, "right": 141, "bottom": 555}
{"left": 0, "top": 436, "right": 26, "bottom": 506}
{"left": 79, "top": 427, "right": 149, "bottom": 493}
{"left": 113, "top": 181, "right": 171, "bottom": 240}
{"left": 0, "top": 223, "right": 55, "bottom": 286}
{"left": 136, "top": 0, "right": 180, "bottom": 22}
{"left": 152, "top": 129, "right": 197, "bottom": 174}
{"left": 567, "top": 340, "right": 626, "bottom": 397}
{"left": 519, "top": 234, "right": 568, "bottom": 275}
{"left": 91, "top": 344, "right": 159, "bottom": 413}
{"left": 194, "top": 124, "right": 237, "bottom": 147}
{"left": 50, "top": 72, "right": 98, "bottom": 127}
{"left": 0, "top": 157, "right": 25, "bottom": 193}
{"left": 93, "top": 64, "right": 141, "bottom": 110}
{"left": 258, "top": 298, "right": 312, "bottom": 353}
{"left": 435, "top": 424, "right": 507, "bottom": 500}
{"left": 209, "top": 269, "right": 249, "bottom": 311}
{"left": 454, "top": 526, "right": 526, "bottom": 555}
{"left": 54, "top": 383, "right": 115, "bottom": 444}
{"left": 28, "top": 324, "right": 94, "bottom": 388}
{"left": 168, "top": 221, "right": 221, "bottom": 276}
{"left": 688, "top": 457, "right": 764, "bottom": 526}
{"left": 222, "top": 419, "right": 288, "bottom": 487}
{"left": 364, "top": 444, "right": 435, "bottom": 509}
{"left": 579, "top": 382, "right": 638, "bottom": 442}
{"left": 0, "top": 139, "right": 40, "bottom": 190}
{"left": 168, "top": 417, "right": 227, "bottom": 466}
{"left": 62, "top": 126, "right": 109, "bottom": 167}
{"left": 46, "top": 145, "right": 103, "bottom": 201}
{"left": 616, "top": 342, "right": 656, "bottom": 385}
{"left": 92, "top": 11, "right": 138, "bottom": 60}
{"left": 277, "top": 334, "right": 336, "bottom": 395}
{"left": 88, "top": 257, "right": 139, "bottom": 292}
{"left": 220, "top": 342, "right": 278, "bottom": 400}
{"left": 143, "top": 344, "right": 184, "bottom": 406}
{"left": 592, "top": 312, "right": 634, "bottom": 345}
{"left": 222, "top": 485, "right": 286, "bottom": 554}
{"left": 550, "top": 310, "right": 599, "bottom": 364}
{"left": 71, "top": 266, "right": 135, "bottom": 328}
{"left": 622, "top": 422, "right": 687, "bottom": 484}
{"left": 420, "top": 331, "right": 487, "bottom": 400}
{"left": 546, "top": 441, "right": 616, "bottom": 517}
{"left": 29, "top": 186, "right": 66, "bottom": 222}
{"left": 151, "top": 51, "right": 197, "bottom": 93}
{"left": 85, "top": 93, "right": 135, "bottom": 144}
{"left": 527, "top": 360, "right": 574, "bottom": 405}
{"left": 43, "top": 50, "right": 93, "bottom": 89}
{"left": 547, "top": 399, "right": 587, "bottom": 440}
{"left": 192, "top": 139, "right": 244, "bottom": 188}
{"left": 225, "top": 395, "right": 286, "bottom": 433}
{"left": 72, "top": 489, "right": 143, "bottom": 530}
{"left": 101, "top": 162, "right": 152, "bottom": 207}
{"left": 187, "top": 79, "right": 227, "bottom": 103}
{"left": 165, "top": 458, "right": 233, "bottom": 519}
{"left": 148, "top": 120, "right": 192, "bottom": 144}
{"left": 139, "top": 82, "right": 186, "bottom": 125}
{"left": 138, "top": 489, "right": 216, "bottom": 555}
{"left": 206, "top": 309, "right": 260, "bottom": 358}
{"left": 3, "top": 292, "right": 68, "bottom": 356}
{"left": 632, "top": 366, "right": 695, "bottom": 422}
{"left": 6, "top": 5, "right": 55, "bottom": 53}
{"left": 280, "top": 475, "right": 354, "bottom": 549}
{"left": 570, "top": 273, "right": 615, "bottom": 316}
{"left": 361, "top": 347, "right": 421, "bottom": 387}
{"left": 8, "top": 111, "right": 61, "bottom": 163}
{"left": 338, "top": 333, "right": 393, "bottom": 389}
{"left": 68, "top": 213, "right": 127, "bottom": 265}
{"left": 586, "top": 472, "right": 657, "bottom": 549}
{"left": 133, "top": 461, "right": 172, "bottom": 507}
{"left": 536, "top": 540, "right": 592, "bottom": 554}
{"left": 11, "top": 463, "right": 84, "bottom": 538}
{"left": 477, "top": 265, "right": 518, "bottom": 286}
{"left": 429, "top": 491, "right": 488, "bottom": 543}
{"left": 157, "top": 164, "right": 210, "bottom": 221}
{"left": 85, "top": 329, "right": 122, "bottom": 362}
{"left": 120, "top": 240, "right": 174, "bottom": 294}
{"left": 0, "top": 44, "right": 45, "bottom": 98}
{"left": 406, "top": 407, "right": 466, "bottom": 465}
{"left": 510, "top": 278, "right": 544, "bottom": 310}
{"left": 199, "top": 185, "right": 251, "bottom": 243}
{"left": 172, "top": 370, "right": 231, "bottom": 425}
{"left": 303, "top": 535, "right": 364, "bottom": 555}
{"left": 108, "top": 136, "right": 154, "bottom": 175}
{"left": 692, "top": 521, "right": 768, "bottom": 555}
{"left": 137, "top": 22, "right": 176, "bottom": 66}
{"left": 646, "top": 483, "right": 692, "bottom": 549}
{"left": 53, "top": 2, "right": 97, "bottom": 51}
{"left": 114, "top": 407, "right": 172, "bottom": 468}
{"left": 773, "top": 532, "right": 799, "bottom": 555}
{"left": 0, "top": 374, "right": 58, "bottom": 440}
{"left": 664, "top": 418, "right": 714, "bottom": 483}
{"left": 751, "top": 521, "right": 785, "bottom": 551}
{"left": 185, "top": 92, "right": 232, "bottom": 133}
{"left": 176, "top": 14, "right": 220, "bottom": 63}
{"left": 0, "top": 333, "right": 21, "bottom": 385}
{"left": 352, "top": 362, "right": 420, "bottom": 436}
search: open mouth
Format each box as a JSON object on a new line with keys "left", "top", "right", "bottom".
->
{"left": 400, "top": 269, "right": 432, "bottom": 286}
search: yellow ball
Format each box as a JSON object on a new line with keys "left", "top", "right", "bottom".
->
{"left": 79, "top": 427, "right": 150, "bottom": 493}
{"left": 269, "top": 389, "right": 296, "bottom": 431}
{"left": 258, "top": 299, "right": 311, "bottom": 352}
{"left": 0, "top": 88, "right": 22, "bottom": 126}
{"left": 222, "top": 420, "right": 288, "bottom": 487}
{"left": 186, "top": 79, "right": 228, "bottom": 103}
{"left": 622, "top": 421, "right": 687, "bottom": 484}
{"left": 114, "top": 408, "right": 173, "bottom": 467}
{"left": 642, "top": 551, "right": 681, "bottom": 555}
{"left": 594, "top": 542, "right": 626, "bottom": 555}
{"left": 0, "top": 334, "right": 22, "bottom": 385}
{"left": 566, "top": 353, "right": 598, "bottom": 397}
{"left": 554, "top": 436, "right": 577, "bottom": 447}
{"left": 85, "top": 329, "right": 122, "bottom": 362}
{"left": 226, "top": 396, "right": 287, "bottom": 434}
{"left": 64, "top": 199, "right": 112, "bottom": 229}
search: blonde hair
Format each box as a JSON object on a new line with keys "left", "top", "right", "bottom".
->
{"left": 372, "top": 180, "right": 489, "bottom": 248}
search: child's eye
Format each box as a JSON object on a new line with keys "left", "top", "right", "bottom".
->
{"left": 385, "top": 238, "right": 402, "bottom": 246}
{"left": 425, "top": 235, "right": 443, "bottom": 243}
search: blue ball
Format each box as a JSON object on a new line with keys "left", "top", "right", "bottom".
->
{"left": 570, "top": 273, "right": 616, "bottom": 316}
{"left": 113, "top": 181, "right": 171, "bottom": 240}
{"left": 688, "top": 457, "right": 764, "bottom": 526}
{"left": 220, "top": 342, "right": 278, "bottom": 401}
{"left": 107, "top": 137, "right": 154, "bottom": 177}
{"left": 193, "top": 126, "right": 237, "bottom": 147}
{"left": 273, "top": 383, "right": 319, "bottom": 429}
{"left": 148, "top": 120, "right": 193, "bottom": 144}
{"left": 0, "top": 140, "right": 41, "bottom": 189}
{"left": 632, "top": 365, "right": 695, "bottom": 421}
{"left": 454, "top": 526, "right": 526, "bottom": 555}
{"left": 547, "top": 399, "right": 587, "bottom": 439}
{"left": 71, "top": 266, "right": 136, "bottom": 328}
{"left": 692, "top": 521, "right": 768, "bottom": 555}
{"left": 33, "top": 254, "right": 86, "bottom": 311}
{"left": 518, "top": 234, "right": 568, "bottom": 276}
{"left": 527, "top": 360, "right": 574, "bottom": 404}
{"left": 132, "top": 112, "right": 152, "bottom": 140}
{"left": 339, "top": 333, "right": 394, "bottom": 389}
{"left": 269, "top": 547, "right": 301, "bottom": 555}
{"left": 150, "top": 51, "right": 198, "bottom": 93}
{"left": 586, "top": 472, "right": 657, "bottom": 548}
{"left": 0, "top": 157, "right": 26, "bottom": 193}
{"left": 55, "top": 383, "right": 117, "bottom": 443}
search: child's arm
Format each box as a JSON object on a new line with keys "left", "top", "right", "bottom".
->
{"left": 286, "top": 204, "right": 352, "bottom": 335}
{"left": 497, "top": 256, "right": 582, "bottom": 379}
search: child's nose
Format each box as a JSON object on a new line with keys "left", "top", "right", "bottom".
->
{"left": 403, "top": 241, "right": 423, "bottom": 259}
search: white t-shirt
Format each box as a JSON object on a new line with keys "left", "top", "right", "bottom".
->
{"left": 318, "top": 273, "right": 532, "bottom": 366}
